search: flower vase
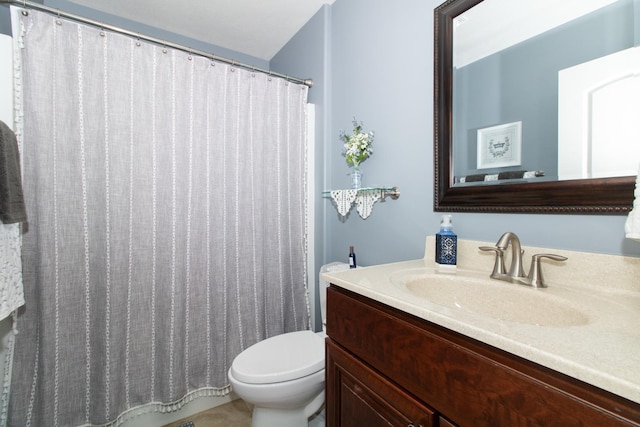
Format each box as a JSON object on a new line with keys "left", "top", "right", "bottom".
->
{"left": 351, "top": 165, "right": 362, "bottom": 189}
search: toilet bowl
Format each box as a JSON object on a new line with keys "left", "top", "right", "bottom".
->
{"left": 228, "top": 262, "right": 350, "bottom": 427}
{"left": 228, "top": 330, "right": 326, "bottom": 427}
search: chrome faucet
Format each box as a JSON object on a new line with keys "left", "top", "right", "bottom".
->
{"left": 479, "top": 232, "right": 567, "bottom": 288}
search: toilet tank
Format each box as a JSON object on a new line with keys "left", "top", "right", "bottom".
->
{"left": 319, "top": 262, "right": 350, "bottom": 331}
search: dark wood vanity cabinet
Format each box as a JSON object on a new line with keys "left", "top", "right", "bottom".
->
{"left": 326, "top": 285, "right": 640, "bottom": 427}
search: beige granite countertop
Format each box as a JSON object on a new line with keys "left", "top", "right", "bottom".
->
{"left": 321, "top": 237, "right": 640, "bottom": 404}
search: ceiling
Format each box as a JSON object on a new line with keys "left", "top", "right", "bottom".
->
{"left": 66, "top": 0, "right": 335, "bottom": 61}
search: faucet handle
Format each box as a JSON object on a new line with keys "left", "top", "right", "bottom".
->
{"left": 527, "top": 253, "right": 568, "bottom": 288}
{"left": 479, "top": 246, "right": 506, "bottom": 277}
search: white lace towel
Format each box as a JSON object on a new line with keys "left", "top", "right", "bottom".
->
{"left": 330, "top": 189, "right": 384, "bottom": 219}
{"left": 625, "top": 163, "right": 640, "bottom": 241}
{"left": 330, "top": 189, "right": 358, "bottom": 216}
{"left": 355, "top": 190, "right": 382, "bottom": 219}
{"left": 0, "top": 222, "right": 24, "bottom": 322}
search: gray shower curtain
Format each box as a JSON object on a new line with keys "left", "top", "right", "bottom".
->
{"left": 9, "top": 7, "right": 310, "bottom": 426}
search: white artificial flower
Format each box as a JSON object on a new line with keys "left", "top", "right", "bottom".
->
{"left": 340, "top": 118, "right": 374, "bottom": 167}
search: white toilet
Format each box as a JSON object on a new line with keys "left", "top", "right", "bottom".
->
{"left": 228, "top": 262, "right": 349, "bottom": 427}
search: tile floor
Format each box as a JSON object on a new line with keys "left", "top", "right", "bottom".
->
{"left": 163, "top": 400, "right": 252, "bottom": 427}
{"left": 162, "top": 399, "right": 326, "bottom": 427}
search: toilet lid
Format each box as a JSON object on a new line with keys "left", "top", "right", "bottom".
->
{"left": 230, "top": 330, "right": 325, "bottom": 384}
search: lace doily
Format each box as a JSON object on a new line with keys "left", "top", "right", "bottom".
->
{"left": 330, "top": 189, "right": 384, "bottom": 219}
{"left": 355, "top": 190, "right": 382, "bottom": 219}
{"left": 330, "top": 189, "right": 358, "bottom": 216}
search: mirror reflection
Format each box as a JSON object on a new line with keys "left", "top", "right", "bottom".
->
{"left": 451, "top": 0, "right": 640, "bottom": 187}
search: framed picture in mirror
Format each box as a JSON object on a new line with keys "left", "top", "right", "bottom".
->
{"left": 477, "top": 121, "right": 521, "bottom": 169}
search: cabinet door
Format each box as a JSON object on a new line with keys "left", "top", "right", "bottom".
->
{"left": 326, "top": 339, "right": 436, "bottom": 427}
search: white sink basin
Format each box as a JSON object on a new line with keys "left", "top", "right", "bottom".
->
{"left": 391, "top": 270, "right": 589, "bottom": 327}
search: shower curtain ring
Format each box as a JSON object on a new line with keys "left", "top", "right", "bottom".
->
{"left": 21, "top": 0, "right": 28, "bottom": 15}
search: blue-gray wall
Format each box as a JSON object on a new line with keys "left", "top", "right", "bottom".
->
{"left": 0, "top": 5, "right": 10, "bottom": 35}
{"left": 274, "top": 0, "right": 640, "bottom": 269}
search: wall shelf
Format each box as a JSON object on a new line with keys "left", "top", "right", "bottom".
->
{"left": 323, "top": 187, "right": 400, "bottom": 219}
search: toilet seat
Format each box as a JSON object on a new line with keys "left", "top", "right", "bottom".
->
{"left": 230, "top": 330, "right": 325, "bottom": 384}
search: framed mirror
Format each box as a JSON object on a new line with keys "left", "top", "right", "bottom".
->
{"left": 434, "top": 0, "right": 637, "bottom": 213}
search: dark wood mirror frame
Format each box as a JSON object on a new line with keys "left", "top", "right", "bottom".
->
{"left": 434, "top": 0, "right": 635, "bottom": 214}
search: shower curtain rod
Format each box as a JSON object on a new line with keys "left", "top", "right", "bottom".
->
{"left": 1, "top": 0, "right": 314, "bottom": 87}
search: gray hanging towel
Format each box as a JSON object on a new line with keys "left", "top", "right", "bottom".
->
{"left": 0, "top": 120, "right": 27, "bottom": 224}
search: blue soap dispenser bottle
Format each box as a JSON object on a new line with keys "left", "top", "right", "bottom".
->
{"left": 435, "top": 214, "right": 457, "bottom": 273}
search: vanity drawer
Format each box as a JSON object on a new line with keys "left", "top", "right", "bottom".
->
{"left": 326, "top": 285, "right": 640, "bottom": 426}
{"left": 326, "top": 338, "right": 436, "bottom": 427}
